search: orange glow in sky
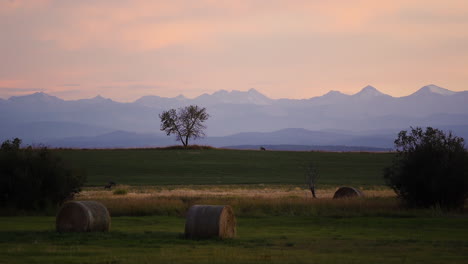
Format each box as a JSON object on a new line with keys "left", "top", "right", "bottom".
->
{"left": 1, "top": 0, "right": 467, "bottom": 101}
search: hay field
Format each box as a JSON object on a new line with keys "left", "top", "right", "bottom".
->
{"left": 74, "top": 185, "right": 442, "bottom": 218}
{"left": 2, "top": 149, "right": 466, "bottom": 263}
{"left": 79, "top": 185, "right": 395, "bottom": 200}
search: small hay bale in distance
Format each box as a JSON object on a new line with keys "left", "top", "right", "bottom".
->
{"left": 333, "top": 186, "right": 363, "bottom": 199}
{"left": 185, "top": 205, "right": 236, "bottom": 239}
{"left": 56, "top": 201, "right": 111, "bottom": 232}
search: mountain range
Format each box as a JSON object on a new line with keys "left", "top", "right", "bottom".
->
{"left": 0, "top": 84, "right": 467, "bottom": 150}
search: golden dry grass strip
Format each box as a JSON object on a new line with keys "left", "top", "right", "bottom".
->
{"left": 74, "top": 185, "right": 405, "bottom": 217}
{"left": 77, "top": 185, "right": 395, "bottom": 200}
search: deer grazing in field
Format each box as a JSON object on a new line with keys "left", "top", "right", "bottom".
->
{"left": 104, "top": 181, "right": 116, "bottom": 189}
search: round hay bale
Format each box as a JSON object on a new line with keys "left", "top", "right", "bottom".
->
{"left": 185, "top": 205, "right": 236, "bottom": 239}
{"left": 56, "top": 201, "right": 110, "bottom": 232}
{"left": 333, "top": 186, "right": 363, "bottom": 199}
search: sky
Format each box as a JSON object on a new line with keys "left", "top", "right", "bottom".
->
{"left": 1, "top": 0, "right": 468, "bottom": 102}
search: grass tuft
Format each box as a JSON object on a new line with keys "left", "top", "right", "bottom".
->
{"left": 113, "top": 189, "right": 128, "bottom": 195}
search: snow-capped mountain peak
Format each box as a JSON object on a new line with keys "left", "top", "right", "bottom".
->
{"left": 412, "top": 84, "right": 456, "bottom": 96}
{"left": 196, "top": 89, "right": 272, "bottom": 105}
{"left": 212, "top": 90, "right": 229, "bottom": 96}
{"left": 8, "top": 92, "right": 63, "bottom": 103}
{"left": 175, "top": 94, "right": 187, "bottom": 100}
{"left": 91, "top": 95, "right": 111, "bottom": 102}
{"left": 321, "top": 90, "right": 347, "bottom": 97}
{"left": 353, "top": 85, "right": 388, "bottom": 98}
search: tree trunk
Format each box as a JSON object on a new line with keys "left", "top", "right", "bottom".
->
{"left": 310, "top": 187, "right": 317, "bottom": 198}
{"left": 180, "top": 138, "right": 187, "bottom": 148}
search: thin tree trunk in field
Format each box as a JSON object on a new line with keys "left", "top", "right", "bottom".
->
{"left": 310, "top": 187, "right": 317, "bottom": 198}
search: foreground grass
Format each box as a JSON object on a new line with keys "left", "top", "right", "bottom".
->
{"left": 55, "top": 148, "right": 393, "bottom": 186}
{"left": 1, "top": 215, "right": 467, "bottom": 264}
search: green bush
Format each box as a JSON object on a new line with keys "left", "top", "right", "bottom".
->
{"left": 0, "top": 138, "right": 86, "bottom": 210}
{"left": 384, "top": 127, "right": 468, "bottom": 209}
{"left": 113, "top": 189, "right": 128, "bottom": 195}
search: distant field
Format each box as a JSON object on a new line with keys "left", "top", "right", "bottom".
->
{"left": 55, "top": 149, "right": 394, "bottom": 186}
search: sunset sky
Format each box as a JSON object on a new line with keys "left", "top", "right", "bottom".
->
{"left": 1, "top": 0, "right": 467, "bottom": 101}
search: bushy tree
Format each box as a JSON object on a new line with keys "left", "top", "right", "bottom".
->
{"left": 384, "top": 127, "right": 468, "bottom": 209}
{"left": 0, "top": 138, "right": 86, "bottom": 210}
{"left": 159, "top": 105, "right": 209, "bottom": 148}
{"left": 1, "top": 138, "right": 21, "bottom": 151}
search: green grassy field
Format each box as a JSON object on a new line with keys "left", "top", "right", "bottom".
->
{"left": 1, "top": 215, "right": 467, "bottom": 264}
{"left": 55, "top": 149, "right": 393, "bottom": 186}
{"left": 4, "top": 148, "right": 467, "bottom": 263}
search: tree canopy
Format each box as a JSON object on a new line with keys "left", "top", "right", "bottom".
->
{"left": 0, "top": 138, "right": 86, "bottom": 210}
{"left": 159, "top": 105, "right": 209, "bottom": 148}
{"left": 384, "top": 127, "right": 468, "bottom": 209}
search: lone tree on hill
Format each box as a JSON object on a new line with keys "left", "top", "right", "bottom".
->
{"left": 159, "top": 105, "right": 209, "bottom": 148}
{"left": 384, "top": 127, "right": 468, "bottom": 209}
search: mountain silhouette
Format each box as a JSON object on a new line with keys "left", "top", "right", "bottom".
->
{"left": 1, "top": 85, "right": 467, "bottom": 148}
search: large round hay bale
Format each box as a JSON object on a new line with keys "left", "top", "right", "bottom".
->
{"left": 185, "top": 205, "right": 236, "bottom": 239}
{"left": 56, "top": 201, "right": 110, "bottom": 232}
{"left": 333, "top": 187, "right": 363, "bottom": 199}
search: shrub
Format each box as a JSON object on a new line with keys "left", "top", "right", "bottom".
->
{"left": 0, "top": 138, "right": 86, "bottom": 210}
{"left": 384, "top": 127, "right": 468, "bottom": 209}
{"left": 113, "top": 189, "right": 128, "bottom": 195}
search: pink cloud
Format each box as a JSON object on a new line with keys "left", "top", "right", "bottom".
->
{"left": 0, "top": 0, "right": 51, "bottom": 14}
{"left": 27, "top": 1, "right": 468, "bottom": 52}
